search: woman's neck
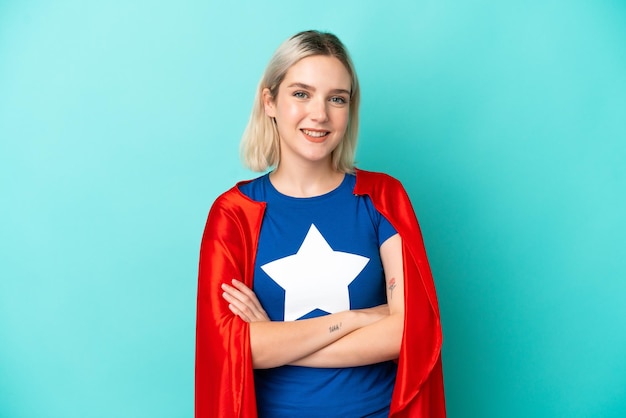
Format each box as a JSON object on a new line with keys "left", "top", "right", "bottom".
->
{"left": 270, "top": 161, "right": 344, "bottom": 198}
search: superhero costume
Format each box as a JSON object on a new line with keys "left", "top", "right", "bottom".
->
{"left": 195, "top": 169, "right": 446, "bottom": 417}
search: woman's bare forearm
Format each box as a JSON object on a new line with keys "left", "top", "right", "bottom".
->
{"left": 250, "top": 308, "right": 387, "bottom": 369}
{"left": 222, "top": 279, "right": 390, "bottom": 369}
{"left": 288, "top": 312, "right": 404, "bottom": 368}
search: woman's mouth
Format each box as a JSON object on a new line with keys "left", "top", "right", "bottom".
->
{"left": 301, "top": 129, "right": 330, "bottom": 142}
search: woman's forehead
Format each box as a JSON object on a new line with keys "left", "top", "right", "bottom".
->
{"left": 283, "top": 55, "right": 352, "bottom": 89}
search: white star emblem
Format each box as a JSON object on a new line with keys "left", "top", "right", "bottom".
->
{"left": 261, "top": 224, "right": 370, "bottom": 321}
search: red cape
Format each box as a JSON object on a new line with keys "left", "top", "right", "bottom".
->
{"left": 196, "top": 169, "right": 446, "bottom": 417}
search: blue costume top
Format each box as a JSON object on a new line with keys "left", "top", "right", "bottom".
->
{"left": 239, "top": 173, "right": 398, "bottom": 417}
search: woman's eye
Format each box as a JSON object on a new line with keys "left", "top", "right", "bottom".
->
{"left": 293, "top": 91, "right": 308, "bottom": 99}
{"left": 330, "top": 96, "right": 348, "bottom": 105}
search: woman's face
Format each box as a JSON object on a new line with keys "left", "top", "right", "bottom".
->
{"left": 264, "top": 55, "right": 351, "bottom": 169}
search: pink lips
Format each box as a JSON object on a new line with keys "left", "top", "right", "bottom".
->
{"left": 301, "top": 128, "right": 330, "bottom": 143}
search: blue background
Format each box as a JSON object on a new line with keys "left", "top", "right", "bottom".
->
{"left": 1, "top": 1, "right": 625, "bottom": 417}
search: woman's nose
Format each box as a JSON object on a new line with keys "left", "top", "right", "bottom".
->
{"left": 309, "top": 99, "right": 328, "bottom": 122}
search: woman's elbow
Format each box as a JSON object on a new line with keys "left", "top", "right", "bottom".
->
{"left": 384, "top": 313, "right": 404, "bottom": 360}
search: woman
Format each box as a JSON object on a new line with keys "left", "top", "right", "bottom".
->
{"left": 195, "top": 30, "right": 445, "bottom": 417}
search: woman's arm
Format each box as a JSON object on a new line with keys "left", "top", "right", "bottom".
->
{"left": 289, "top": 233, "right": 405, "bottom": 367}
{"left": 222, "top": 279, "right": 389, "bottom": 369}
{"left": 222, "top": 234, "right": 405, "bottom": 369}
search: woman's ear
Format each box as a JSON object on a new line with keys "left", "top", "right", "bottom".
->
{"left": 262, "top": 88, "right": 276, "bottom": 117}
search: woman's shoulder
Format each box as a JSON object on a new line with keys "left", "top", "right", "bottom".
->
{"left": 210, "top": 176, "right": 267, "bottom": 212}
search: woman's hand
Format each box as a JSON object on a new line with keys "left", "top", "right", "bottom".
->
{"left": 221, "top": 279, "right": 270, "bottom": 322}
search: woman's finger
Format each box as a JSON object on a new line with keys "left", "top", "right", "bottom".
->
{"left": 226, "top": 300, "right": 252, "bottom": 322}
{"left": 222, "top": 289, "right": 254, "bottom": 322}
{"left": 231, "top": 279, "right": 266, "bottom": 312}
{"left": 221, "top": 281, "right": 269, "bottom": 321}
{"left": 222, "top": 282, "right": 257, "bottom": 309}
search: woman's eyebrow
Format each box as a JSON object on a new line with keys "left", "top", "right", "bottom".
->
{"left": 330, "top": 88, "right": 351, "bottom": 96}
{"left": 287, "top": 82, "right": 351, "bottom": 96}
{"left": 287, "top": 82, "right": 315, "bottom": 90}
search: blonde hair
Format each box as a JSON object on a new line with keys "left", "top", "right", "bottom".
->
{"left": 240, "top": 30, "right": 360, "bottom": 173}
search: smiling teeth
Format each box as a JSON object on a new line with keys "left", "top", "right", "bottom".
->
{"left": 302, "top": 129, "right": 328, "bottom": 137}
